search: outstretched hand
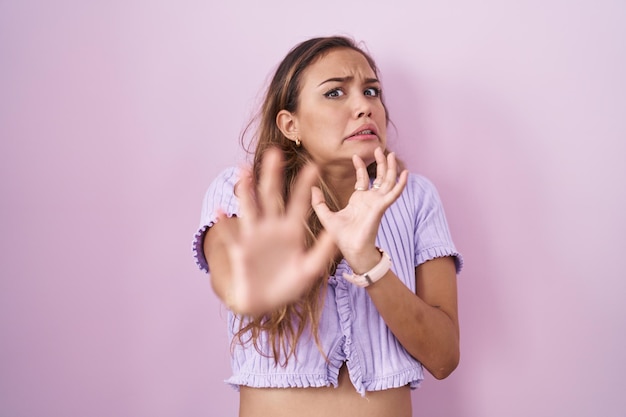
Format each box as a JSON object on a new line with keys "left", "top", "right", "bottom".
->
{"left": 311, "top": 147, "right": 408, "bottom": 273}
{"left": 216, "top": 148, "right": 336, "bottom": 316}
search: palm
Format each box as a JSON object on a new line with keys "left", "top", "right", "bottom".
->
{"left": 312, "top": 148, "right": 408, "bottom": 265}
{"left": 219, "top": 149, "right": 335, "bottom": 316}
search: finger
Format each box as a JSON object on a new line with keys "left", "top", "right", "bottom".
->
{"left": 378, "top": 151, "right": 399, "bottom": 193}
{"left": 352, "top": 154, "right": 369, "bottom": 191}
{"left": 383, "top": 169, "right": 409, "bottom": 204}
{"left": 373, "top": 147, "right": 386, "bottom": 189}
{"left": 258, "top": 147, "right": 285, "bottom": 217}
{"left": 287, "top": 163, "right": 318, "bottom": 223}
{"left": 386, "top": 151, "right": 398, "bottom": 180}
{"left": 236, "top": 168, "right": 258, "bottom": 229}
{"left": 301, "top": 231, "right": 337, "bottom": 280}
{"left": 311, "top": 186, "right": 334, "bottom": 229}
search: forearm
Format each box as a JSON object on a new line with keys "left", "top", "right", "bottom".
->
{"left": 366, "top": 260, "right": 460, "bottom": 379}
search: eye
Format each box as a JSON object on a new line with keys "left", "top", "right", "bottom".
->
{"left": 323, "top": 88, "right": 345, "bottom": 98}
{"left": 364, "top": 87, "right": 381, "bottom": 97}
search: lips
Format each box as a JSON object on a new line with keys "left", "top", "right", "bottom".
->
{"left": 345, "top": 124, "right": 379, "bottom": 140}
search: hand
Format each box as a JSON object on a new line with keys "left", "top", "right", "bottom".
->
{"left": 311, "top": 147, "right": 408, "bottom": 273}
{"left": 216, "top": 148, "right": 336, "bottom": 316}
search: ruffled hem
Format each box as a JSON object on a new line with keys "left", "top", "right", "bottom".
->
{"left": 224, "top": 367, "right": 423, "bottom": 393}
{"left": 416, "top": 246, "right": 464, "bottom": 273}
{"left": 225, "top": 372, "right": 333, "bottom": 392}
{"left": 191, "top": 212, "right": 238, "bottom": 274}
{"left": 325, "top": 338, "right": 346, "bottom": 388}
{"left": 333, "top": 261, "right": 369, "bottom": 396}
{"left": 361, "top": 366, "right": 424, "bottom": 392}
{"left": 191, "top": 225, "right": 210, "bottom": 273}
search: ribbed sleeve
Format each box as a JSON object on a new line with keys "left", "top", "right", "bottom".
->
{"left": 191, "top": 167, "right": 240, "bottom": 273}
{"left": 409, "top": 174, "right": 463, "bottom": 273}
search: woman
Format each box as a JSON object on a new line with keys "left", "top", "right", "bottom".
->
{"left": 192, "top": 36, "right": 462, "bottom": 417}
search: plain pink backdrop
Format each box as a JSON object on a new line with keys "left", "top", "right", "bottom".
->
{"left": 1, "top": 1, "right": 625, "bottom": 416}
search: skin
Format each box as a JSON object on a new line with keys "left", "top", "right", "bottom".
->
{"left": 277, "top": 48, "right": 388, "bottom": 177}
{"left": 204, "top": 48, "right": 459, "bottom": 417}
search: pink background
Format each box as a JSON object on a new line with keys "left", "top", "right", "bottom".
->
{"left": 2, "top": 1, "right": 625, "bottom": 416}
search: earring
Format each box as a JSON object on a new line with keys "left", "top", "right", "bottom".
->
{"left": 295, "top": 137, "right": 301, "bottom": 147}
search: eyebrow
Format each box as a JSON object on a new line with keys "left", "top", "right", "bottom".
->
{"left": 317, "top": 76, "right": 380, "bottom": 87}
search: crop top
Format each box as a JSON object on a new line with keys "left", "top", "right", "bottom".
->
{"left": 192, "top": 167, "right": 463, "bottom": 395}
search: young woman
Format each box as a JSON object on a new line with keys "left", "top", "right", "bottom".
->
{"left": 192, "top": 36, "right": 462, "bottom": 417}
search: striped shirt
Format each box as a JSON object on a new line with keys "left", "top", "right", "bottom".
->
{"left": 192, "top": 167, "right": 462, "bottom": 395}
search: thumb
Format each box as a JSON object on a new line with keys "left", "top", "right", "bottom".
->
{"left": 311, "top": 186, "right": 333, "bottom": 227}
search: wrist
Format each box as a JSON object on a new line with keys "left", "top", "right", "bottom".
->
{"left": 346, "top": 247, "right": 383, "bottom": 275}
{"left": 343, "top": 248, "right": 392, "bottom": 288}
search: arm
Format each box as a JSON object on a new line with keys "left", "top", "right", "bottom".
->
{"left": 365, "top": 256, "right": 459, "bottom": 379}
{"left": 312, "top": 148, "right": 460, "bottom": 379}
{"left": 203, "top": 215, "right": 239, "bottom": 306}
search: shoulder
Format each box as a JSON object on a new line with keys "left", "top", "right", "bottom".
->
{"left": 405, "top": 172, "right": 438, "bottom": 194}
{"left": 390, "top": 172, "right": 452, "bottom": 229}
{"left": 200, "top": 166, "right": 242, "bottom": 218}
{"left": 212, "top": 166, "right": 241, "bottom": 187}
{"left": 202, "top": 166, "right": 241, "bottom": 198}
{"left": 401, "top": 172, "right": 443, "bottom": 207}
{"left": 382, "top": 172, "right": 438, "bottom": 226}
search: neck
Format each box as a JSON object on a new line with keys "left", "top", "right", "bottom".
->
{"left": 320, "top": 163, "right": 363, "bottom": 209}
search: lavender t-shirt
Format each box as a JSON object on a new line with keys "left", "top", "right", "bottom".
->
{"left": 192, "top": 167, "right": 462, "bottom": 395}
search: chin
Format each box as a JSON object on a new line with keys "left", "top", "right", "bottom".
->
{"left": 354, "top": 140, "right": 383, "bottom": 159}
{"left": 356, "top": 149, "right": 377, "bottom": 166}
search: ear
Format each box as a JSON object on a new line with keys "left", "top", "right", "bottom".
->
{"left": 276, "top": 110, "right": 299, "bottom": 144}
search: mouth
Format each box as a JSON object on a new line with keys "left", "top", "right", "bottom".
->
{"left": 345, "top": 125, "right": 379, "bottom": 141}
{"left": 352, "top": 129, "right": 375, "bottom": 136}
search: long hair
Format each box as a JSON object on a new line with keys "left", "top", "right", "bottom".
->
{"left": 234, "top": 36, "right": 391, "bottom": 365}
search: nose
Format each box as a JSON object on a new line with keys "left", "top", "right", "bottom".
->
{"left": 354, "top": 96, "right": 372, "bottom": 119}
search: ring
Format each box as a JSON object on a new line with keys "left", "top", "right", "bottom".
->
{"left": 372, "top": 183, "right": 381, "bottom": 189}
{"left": 354, "top": 186, "right": 367, "bottom": 191}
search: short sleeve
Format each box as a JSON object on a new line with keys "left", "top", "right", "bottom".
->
{"left": 410, "top": 174, "right": 463, "bottom": 273}
{"left": 191, "top": 167, "right": 240, "bottom": 273}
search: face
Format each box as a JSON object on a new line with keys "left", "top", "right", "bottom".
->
{"left": 287, "top": 48, "right": 387, "bottom": 169}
